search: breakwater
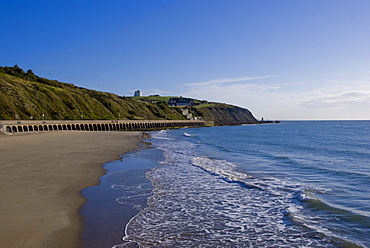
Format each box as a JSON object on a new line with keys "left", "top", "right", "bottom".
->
{"left": 0, "top": 119, "right": 213, "bottom": 135}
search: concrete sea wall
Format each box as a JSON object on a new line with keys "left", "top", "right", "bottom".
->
{"left": 0, "top": 120, "right": 213, "bottom": 135}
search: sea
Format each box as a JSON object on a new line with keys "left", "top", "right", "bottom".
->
{"left": 81, "top": 121, "right": 370, "bottom": 248}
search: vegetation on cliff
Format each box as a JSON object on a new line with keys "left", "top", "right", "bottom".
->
{"left": 193, "top": 103, "right": 258, "bottom": 125}
{"left": 0, "top": 65, "right": 258, "bottom": 125}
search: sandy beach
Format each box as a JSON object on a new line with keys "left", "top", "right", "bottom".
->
{"left": 0, "top": 131, "right": 143, "bottom": 248}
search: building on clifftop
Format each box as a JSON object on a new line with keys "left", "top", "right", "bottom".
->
{"left": 134, "top": 90, "right": 142, "bottom": 96}
{"left": 168, "top": 97, "right": 196, "bottom": 107}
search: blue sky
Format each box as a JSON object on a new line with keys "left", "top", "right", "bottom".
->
{"left": 1, "top": 0, "right": 370, "bottom": 120}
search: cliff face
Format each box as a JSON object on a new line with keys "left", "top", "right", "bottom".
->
{"left": 193, "top": 103, "right": 258, "bottom": 125}
{"left": 0, "top": 66, "right": 258, "bottom": 125}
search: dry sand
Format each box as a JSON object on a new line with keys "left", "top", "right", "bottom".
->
{"left": 0, "top": 131, "right": 143, "bottom": 248}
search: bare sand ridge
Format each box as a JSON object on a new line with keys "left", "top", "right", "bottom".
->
{"left": 0, "top": 131, "right": 143, "bottom": 248}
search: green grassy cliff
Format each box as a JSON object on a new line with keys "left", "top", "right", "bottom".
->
{"left": 0, "top": 65, "right": 258, "bottom": 125}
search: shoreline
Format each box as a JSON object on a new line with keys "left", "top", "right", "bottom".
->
{"left": 0, "top": 131, "right": 143, "bottom": 248}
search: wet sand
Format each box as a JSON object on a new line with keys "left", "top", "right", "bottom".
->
{"left": 0, "top": 131, "right": 143, "bottom": 248}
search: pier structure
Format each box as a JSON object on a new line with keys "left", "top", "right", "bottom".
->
{"left": 0, "top": 119, "right": 212, "bottom": 135}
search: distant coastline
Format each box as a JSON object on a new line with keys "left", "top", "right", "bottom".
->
{"left": 1, "top": 65, "right": 259, "bottom": 125}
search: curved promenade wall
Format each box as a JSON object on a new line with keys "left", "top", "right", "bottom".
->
{"left": 0, "top": 120, "right": 212, "bottom": 135}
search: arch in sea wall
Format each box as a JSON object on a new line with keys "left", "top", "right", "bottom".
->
{"left": 0, "top": 119, "right": 213, "bottom": 135}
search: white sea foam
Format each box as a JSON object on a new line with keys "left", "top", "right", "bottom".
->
{"left": 149, "top": 130, "right": 175, "bottom": 140}
{"left": 119, "top": 133, "right": 338, "bottom": 247}
{"left": 192, "top": 156, "right": 252, "bottom": 182}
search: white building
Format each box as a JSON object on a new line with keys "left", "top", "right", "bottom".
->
{"left": 134, "top": 90, "right": 142, "bottom": 97}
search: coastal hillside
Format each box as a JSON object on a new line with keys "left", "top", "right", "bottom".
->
{"left": 0, "top": 65, "right": 258, "bottom": 125}
{"left": 193, "top": 103, "right": 258, "bottom": 126}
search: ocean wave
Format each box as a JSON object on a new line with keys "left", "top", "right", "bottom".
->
{"left": 192, "top": 156, "right": 253, "bottom": 182}
{"left": 120, "top": 134, "right": 342, "bottom": 247}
